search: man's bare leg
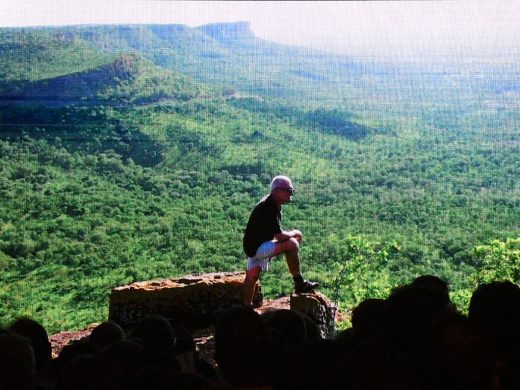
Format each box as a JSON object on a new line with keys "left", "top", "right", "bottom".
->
{"left": 242, "top": 266, "right": 261, "bottom": 306}
{"left": 243, "top": 235, "right": 317, "bottom": 304}
{"left": 274, "top": 236, "right": 319, "bottom": 293}
{"left": 279, "top": 237, "right": 301, "bottom": 277}
{"left": 242, "top": 239, "right": 299, "bottom": 305}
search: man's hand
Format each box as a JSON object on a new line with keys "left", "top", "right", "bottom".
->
{"left": 289, "top": 229, "right": 303, "bottom": 242}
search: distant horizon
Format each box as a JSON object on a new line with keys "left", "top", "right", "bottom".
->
{"left": 2, "top": 1, "right": 520, "bottom": 64}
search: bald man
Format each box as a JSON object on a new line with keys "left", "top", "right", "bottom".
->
{"left": 242, "top": 175, "right": 319, "bottom": 306}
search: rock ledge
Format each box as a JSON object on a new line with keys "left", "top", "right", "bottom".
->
{"left": 109, "top": 271, "right": 260, "bottom": 331}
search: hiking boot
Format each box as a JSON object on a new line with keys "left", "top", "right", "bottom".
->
{"left": 295, "top": 280, "right": 320, "bottom": 294}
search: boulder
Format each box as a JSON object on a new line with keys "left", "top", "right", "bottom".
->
{"left": 290, "top": 292, "right": 337, "bottom": 339}
{"left": 109, "top": 271, "right": 262, "bottom": 331}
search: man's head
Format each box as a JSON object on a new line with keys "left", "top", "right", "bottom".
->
{"left": 270, "top": 175, "right": 294, "bottom": 205}
{"left": 214, "top": 306, "right": 275, "bottom": 388}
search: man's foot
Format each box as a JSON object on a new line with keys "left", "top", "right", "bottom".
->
{"left": 295, "top": 280, "right": 320, "bottom": 294}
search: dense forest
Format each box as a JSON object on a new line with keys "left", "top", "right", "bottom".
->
{"left": 0, "top": 24, "right": 519, "bottom": 333}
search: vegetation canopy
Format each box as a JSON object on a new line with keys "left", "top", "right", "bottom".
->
{"left": 0, "top": 24, "right": 518, "bottom": 333}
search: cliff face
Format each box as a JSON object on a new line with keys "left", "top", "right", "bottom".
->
{"left": 196, "top": 22, "right": 256, "bottom": 46}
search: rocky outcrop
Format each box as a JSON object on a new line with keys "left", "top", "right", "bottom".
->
{"left": 290, "top": 292, "right": 337, "bottom": 339}
{"left": 108, "top": 271, "right": 262, "bottom": 331}
{"left": 197, "top": 22, "right": 255, "bottom": 45}
{"left": 52, "top": 275, "right": 340, "bottom": 358}
{"left": 109, "top": 271, "right": 338, "bottom": 337}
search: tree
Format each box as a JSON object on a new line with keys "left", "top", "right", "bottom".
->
{"left": 472, "top": 238, "right": 520, "bottom": 284}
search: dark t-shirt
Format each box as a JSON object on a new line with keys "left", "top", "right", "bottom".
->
{"left": 243, "top": 194, "right": 282, "bottom": 257}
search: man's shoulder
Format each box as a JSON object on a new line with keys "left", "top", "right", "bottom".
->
{"left": 256, "top": 194, "right": 271, "bottom": 206}
{"left": 250, "top": 194, "right": 276, "bottom": 214}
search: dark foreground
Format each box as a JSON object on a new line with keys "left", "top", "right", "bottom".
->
{"left": 2, "top": 275, "right": 520, "bottom": 390}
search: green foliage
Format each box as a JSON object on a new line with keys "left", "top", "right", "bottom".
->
{"left": 228, "top": 98, "right": 385, "bottom": 140}
{"left": 95, "top": 55, "right": 207, "bottom": 104}
{"left": 0, "top": 48, "right": 205, "bottom": 106}
{"left": 0, "top": 29, "right": 113, "bottom": 82}
{"left": 0, "top": 24, "right": 519, "bottom": 334}
{"left": 472, "top": 238, "right": 520, "bottom": 283}
{"left": 326, "top": 235, "right": 396, "bottom": 305}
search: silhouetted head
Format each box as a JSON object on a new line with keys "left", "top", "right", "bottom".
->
{"left": 263, "top": 309, "right": 308, "bottom": 351}
{"left": 130, "top": 314, "right": 179, "bottom": 371}
{"left": 215, "top": 306, "right": 275, "bottom": 388}
{"left": 411, "top": 275, "right": 451, "bottom": 304}
{"left": 9, "top": 317, "right": 51, "bottom": 375}
{"left": 469, "top": 281, "right": 520, "bottom": 331}
{"left": 130, "top": 314, "right": 176, "bottom": 351}
{"left": 351, "top": 298, "right": 386, "bottom": 337}
{"left": 0, "top": 331, "right": 36, "bottom": 390}
{"left": 416, "top": 312, "right": 494, "bottom": 390}
{"left": 101, "top": 339, "right": 149, "bottom": 386}
{"left": 383, "top": 281, "right": 455, "bottom": 351}
{"left": 89, "top": 320, "right": 126, "bottom": 349}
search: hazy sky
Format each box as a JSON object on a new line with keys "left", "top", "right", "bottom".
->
{"left": 2, "top": 0, "right": 520, "bottom": 63}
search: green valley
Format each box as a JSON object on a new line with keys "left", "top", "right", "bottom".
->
{"left": 0, "top": 23, "right": 519, "bottom": 333}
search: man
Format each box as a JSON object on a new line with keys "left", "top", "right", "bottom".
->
{"left": 242, "top": 175, "right": 319, "bottom": 306}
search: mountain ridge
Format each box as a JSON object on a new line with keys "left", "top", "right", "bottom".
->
{"left": 195, "top": 21, "right": 259, "bottom": 46}
{"left": 0, "top": 53, "right": 142, "bottom": 100}
{"left": 0, "top": 52, "right": 205, "bottom": 106}
{"left": 0, "top": 23, "right": 370, "bottom": 105}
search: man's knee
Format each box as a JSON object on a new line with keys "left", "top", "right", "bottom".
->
{"left": 282, "top": 237, "right": 299, "bottom": 253}
{"left": 245, "top": 266, "right": 261, "bottom": 281}
{"left": 289, "top": 237, "right": 300, "bottom": 249}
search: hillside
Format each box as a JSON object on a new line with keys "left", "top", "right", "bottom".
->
{"left": 3, "top": 24, "right": 516, "bottom": 113}
{"left": 0, "top": 29, "right": 113, "bottom": 82}
{"left": 22, "top": 22, "right": 519, "bottom": 135}
{"left": 23, "top": 23, "right": 373, "bottom": 106}
{"left": 0, "top": 23, "right": 519, "bottom": 333}
{"left": 0, "top": 52, "right": 205, "bottom": 105}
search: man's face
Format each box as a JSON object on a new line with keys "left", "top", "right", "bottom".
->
{"left": 274, "top": 185, "right": 294, "bottom": 204}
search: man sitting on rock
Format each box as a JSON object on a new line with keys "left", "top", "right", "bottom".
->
{"left": 242, "top": 175, "right": 319, "bottom": 306}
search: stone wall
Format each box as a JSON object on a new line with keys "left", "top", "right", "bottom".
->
{"left": 109, "top": 271, "right": 261, "bottom": 331}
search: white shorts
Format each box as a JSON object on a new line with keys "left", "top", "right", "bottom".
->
{"left": 246, "top": 240, "right": 277, "bottom": 272}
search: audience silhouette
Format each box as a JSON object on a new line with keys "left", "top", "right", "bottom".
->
{"left": 3, "top": 275, "right": 520, "bottom": 389}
